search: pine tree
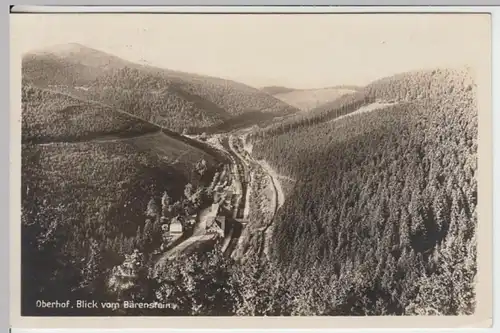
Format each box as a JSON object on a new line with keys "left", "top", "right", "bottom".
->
{"left": 399, "top": 207, "right": 411, "bottom": 248}
{"left": 161, "top": 191, "right": 171, "bottom": 217}
{"left": 184, "top": 183, "right": 193, "bottom": 200}
{"left": 432, "top": 189, "right": 448, "bottom": 234}
{"left": 142, "top": 219, "right": 153, "bottom": 251}
{"left": 195, "top": 159, "right": 208, "bottom": 177}
{"left": 81, "top": 238, "right": 103, "bottom": 294}
{"left": 145, "top": 197, "right": 160, "bottom": 221}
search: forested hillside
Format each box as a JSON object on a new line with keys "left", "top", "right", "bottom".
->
{"left": 22, "top": 85, "right": 160, "bottom": 143}
{"left": 248, "top": 68, "right": 478, "bottom": 315}
{"left": 21, "top": 82, "right": 221, "bottom": 315}
{"left": 22, "top": 43, "right": 298, "bottom": 133}
{"left": 254, "top": 69, "right": 472, "bottom": 138}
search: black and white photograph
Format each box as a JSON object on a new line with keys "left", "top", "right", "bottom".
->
{"left": 10, "top": 9, "right": 492, "bottom": 324}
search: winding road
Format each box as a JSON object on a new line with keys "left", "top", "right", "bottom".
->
{"left": 227, "top": 134, "right": 287, "bottom": 260}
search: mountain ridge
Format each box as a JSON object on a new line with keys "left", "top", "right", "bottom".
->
{"left": 22, "top": 43, "right": 300, "bottom": 133}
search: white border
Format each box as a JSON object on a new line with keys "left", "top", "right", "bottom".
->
{"left": 8, "top": 5, "right": 496, "bottom": 13}
{"left": 9, "top": 5, "right": 498, "bottom": 332}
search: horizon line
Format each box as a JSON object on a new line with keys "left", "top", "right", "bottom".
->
{"left": 23, "top": 41, "right": 473, "bottom": 91}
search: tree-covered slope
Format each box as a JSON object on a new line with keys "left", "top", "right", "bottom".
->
{"left": 248, "top": 68, "right": 478, "bottom": 315}
{"left": 22, "top": 85, "right": 160, "bottom": 143}
{"left": 22, "top": 139, "right": 215, "bottom": 315}
{"left": 21, "top": 78, "right": 221, "bottom": 315}
{"left": 254, "top": 68, "right": 473, "bottom": 139}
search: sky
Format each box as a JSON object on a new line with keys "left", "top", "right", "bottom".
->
{"left": 12, "top": 13, "right": 490, "bottom": 89}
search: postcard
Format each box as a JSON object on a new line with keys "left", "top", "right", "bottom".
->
{"left": 9, "top": 7, "right": 493, "bottom": 329}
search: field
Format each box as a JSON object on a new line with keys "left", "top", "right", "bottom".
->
{"left": 270, "top": 86, "right": 360, "bottom": 112}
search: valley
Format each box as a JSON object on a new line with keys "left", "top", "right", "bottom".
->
{"left": 22, "top": 70, "right": 291, "bottom": 314}
{"left": 20, "top": 42, "right": 479, "bottom": 317}
{"left": 172, "top": 130, "right": 286, "bottom": 262}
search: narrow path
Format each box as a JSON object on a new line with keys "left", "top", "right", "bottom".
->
{"left": 240, "top": 140, "right": 285, "bottom": 216}
{"left": 159, "top": 234, "right": 218, "bottom": 262}
{"left": 258, "top": 161, "right": 284, "bottom": 259}
{"left": 254, "top": 159, "right": 285, "bottom": 210}
{"left": 237, "top": 135, "right": 288, "bottom": 260}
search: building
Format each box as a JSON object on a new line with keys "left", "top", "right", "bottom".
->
{"left": 169, "top": 218, "right": 183, "bottom": 237}
{"left": 205, "top": 213, "right": 226, "bottom": 238}
{"left": 206, "top": 218, "right": 224, "bottom": 237}
{"left": 216, "top": 216, "right": 226, "bottom": 235}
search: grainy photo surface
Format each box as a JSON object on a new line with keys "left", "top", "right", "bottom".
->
{"left": 10, "top": 11, "right": 492, "bottom": 325}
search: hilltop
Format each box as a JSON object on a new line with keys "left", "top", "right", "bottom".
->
{"left": 22, "top": 43, "right": 299, "bottom": 133}
{"left": 22, "top": 43, "right": 135, "bottom": 86}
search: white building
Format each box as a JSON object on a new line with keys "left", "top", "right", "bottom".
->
{"left": 169, "top": 218, "right": 183, "bottom": 237}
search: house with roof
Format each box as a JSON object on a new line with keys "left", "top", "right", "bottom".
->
{"left": 205, "top": 204, "right": 226, "bottom": 238}
{"left": 206, "top": 215, "right": 225, "bottom": 237}
{"left": 169, "top": 217, "right": 183, "bottom": 237}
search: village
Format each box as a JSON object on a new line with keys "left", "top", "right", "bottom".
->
{"left": 155, "top": 135, "right": 250, "bottom": 265}
{"left": 108, "top": 134, "right": 253, "bottom": 291}
{"left": 108, "top": 163, "right": 244, "bottom": 295}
